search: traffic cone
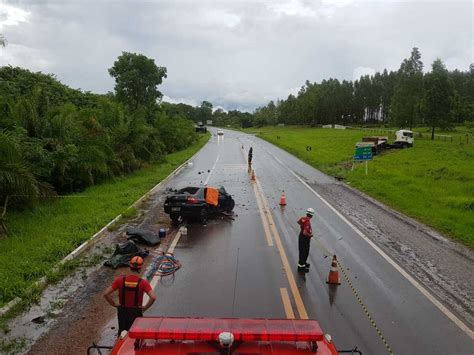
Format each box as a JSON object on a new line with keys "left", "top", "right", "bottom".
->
{"left": 326, "top": 255, "right": 341, "bottom": 285}
{"left": 251, "top": 169, "right": 256, "bottom": 181}
{"left": 279, "top": 191, "right": 287, "bottom": 206}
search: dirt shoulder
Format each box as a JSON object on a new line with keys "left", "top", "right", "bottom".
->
{"left": 28, "top": 265, "right": 119, "bottom": 355}
{"left": 1, "top": 189, "right": 175, "bottom": 355}
{"left": 313, "top": 179, "right": 474, "bottom": 328}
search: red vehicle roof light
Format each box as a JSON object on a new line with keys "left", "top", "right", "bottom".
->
{"left": 129, "top": 317, "right": 324, "bottom": 343}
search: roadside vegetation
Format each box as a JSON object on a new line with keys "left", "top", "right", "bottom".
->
{"left": 0, "top": 55, "right": 198, "bottom": 218}
{"left": 0, "top": 51, "right": 213, "bottom": 308}
{"left": 247, "top": 125, "right": 473, "bottom": 248}
{"left": 0, "top": 134, "right": 208, "bottom": 308}
{"left": 212, "top": 48, "right": 473, "bottom": 137}
{"left": 210, "top": 47, "right": 472, "bottom": 248}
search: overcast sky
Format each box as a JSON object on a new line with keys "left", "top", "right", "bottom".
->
{"left": 0, "top": 0, "right": 472, "bottom": 112}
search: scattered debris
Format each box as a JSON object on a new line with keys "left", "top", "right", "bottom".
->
{"left": 31, "top": 316, "right": 45, "bottom": 324}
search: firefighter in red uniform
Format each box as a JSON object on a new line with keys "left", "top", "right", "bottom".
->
{"left": 104, "top": 256, "right": 157, "bottom": 334}
{"left": 297, "top": 208, "right": 315, "bottom": 272}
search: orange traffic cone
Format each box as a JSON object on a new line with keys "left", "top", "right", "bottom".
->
{"left": 326, "top": 255, "right": 341, "bottom": 285}
{"left": 279, "top": 191, "right": 287, "bottom": 206}
{"left": 251, "top": 169, "right": 256, "bottom": 181}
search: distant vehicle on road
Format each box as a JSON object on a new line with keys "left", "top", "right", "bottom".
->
{"left": 217, "top": 130, "right": 224, "bottom": 135}
{"left": 164, "top": 186, "right": 234, "bottom": 223}
{"left": 195, "top": 123, "right": 207, "bottom": 133}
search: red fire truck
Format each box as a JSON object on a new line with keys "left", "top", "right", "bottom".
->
{"left": 89, "top": 316, "right": 361, "bottom": 354}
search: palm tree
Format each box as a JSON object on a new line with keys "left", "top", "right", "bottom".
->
{"left": 0, "top": 130, "right": 41, "bottom": 235}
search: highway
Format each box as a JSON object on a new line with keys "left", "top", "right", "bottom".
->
{"left": 148, "top": 128, "right": 473, "bottom": 354}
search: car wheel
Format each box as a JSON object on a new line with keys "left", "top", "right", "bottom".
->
{"left": 226, "top": 199, "right": 235, "bottom": 212}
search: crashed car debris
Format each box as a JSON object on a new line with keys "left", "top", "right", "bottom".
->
{"left": 164, "top": 186, "right": 235, "bottom": 222}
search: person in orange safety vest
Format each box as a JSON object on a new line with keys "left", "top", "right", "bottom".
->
{"left": 104, "top": 256, "right": 157, "bottom": 335}
{"left": 297, "top": 208, "right": 315, "bottom": 272}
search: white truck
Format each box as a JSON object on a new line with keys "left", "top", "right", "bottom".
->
{"left": 357, "top": 129, "right": 414, "bottom": 154}
{"left": 393, "top": 129, "right": 414, "bottom": 148}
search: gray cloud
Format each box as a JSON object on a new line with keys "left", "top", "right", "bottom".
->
{"left": 0, "top": 0, "right": 472, "bottom": 112}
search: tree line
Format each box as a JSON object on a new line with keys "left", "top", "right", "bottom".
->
{"left": 213, "top": 48, "right": 473, "bottom": 139}
{"left": 0, "top": 52, "right": 200, "bottom": 219}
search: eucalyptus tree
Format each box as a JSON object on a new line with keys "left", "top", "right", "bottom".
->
{"left": 390, "top": 47, "right": 424, "bottom": 128}
{"left": 423, "top": 59, "right": 456, "bottom": 139}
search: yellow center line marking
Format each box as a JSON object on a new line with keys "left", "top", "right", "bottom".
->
{"left": 280, "top": 288, "right": 295, "bottom": 319}
{"left": 252, "top": 182, "right": 274, "bottom": 246}
{"left": 254, "top": 178, "right": 309, "bottom": 320}
{"left": 240, "top": 143, "right": 305, "bottom": 318}
{"left": 241, "top": 144, "right": 272, "bottom": 246}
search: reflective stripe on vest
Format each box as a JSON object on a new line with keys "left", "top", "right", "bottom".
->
{"left": 120, "top": 276, "right": 142, "bottom": 307}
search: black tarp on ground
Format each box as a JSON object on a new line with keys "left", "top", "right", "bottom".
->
{"left": 104, "top": 240, "right": 149, "bottom": 269}
{"left": 126, "top": 228, "right": 161, "bottom": 246}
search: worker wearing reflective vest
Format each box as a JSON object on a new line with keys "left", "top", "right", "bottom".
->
{"left": 104, "top": 256, "right": 157, "bottom": 334}
{"left": 297, "top": 208, "right": 315, "bottom": 272}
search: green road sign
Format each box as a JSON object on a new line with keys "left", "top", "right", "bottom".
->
{"left": 354, "top": 146, "right": 372, "bottom": 161}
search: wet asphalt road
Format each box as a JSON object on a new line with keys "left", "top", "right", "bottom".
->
{"left": 149, "top": 129, "right": 473, "bottom": 355}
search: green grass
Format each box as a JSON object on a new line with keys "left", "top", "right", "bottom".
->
{"left": 0, "top": 134, "right": 209, "bottom": 308}
{"left": 247, "top": 126, "right": 474, "bottom": 247}
{"left": 0, "top": 337, "right": 27, "bottom": 354}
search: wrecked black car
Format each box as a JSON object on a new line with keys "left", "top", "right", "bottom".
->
{"left": 164, "top": 186, "right": 235, "bottom": 223}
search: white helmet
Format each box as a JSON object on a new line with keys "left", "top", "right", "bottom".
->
{"left": 306, "top": 208, "right": 315, "bottom": 216}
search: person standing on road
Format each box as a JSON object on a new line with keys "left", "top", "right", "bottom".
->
{"left": 104, "top": 256, "right": 156, "bottom": 334}
{"left": 297, "top": 208, "right": 315, "bottom": 272}
{"left": 248, "top": 146, "right": 253, "bottom": 166}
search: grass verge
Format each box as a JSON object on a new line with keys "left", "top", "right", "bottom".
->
{"left": 247, "top": 126, "right": 473, "bottom": 248}
{"left": 0, "top": 134, "right": 209, "bottom": 308}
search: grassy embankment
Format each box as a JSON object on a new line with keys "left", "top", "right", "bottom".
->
{"left": 247, "top": 126, "right": 473, "bottom": 248}
{"left": 0, "top": 134, "right": 209, "bottom": 308}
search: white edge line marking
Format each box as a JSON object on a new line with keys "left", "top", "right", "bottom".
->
{"left": 204, "top": 154, "right": 220, "bottom": 185}
{"left": 168, "top": 229, "right": 182, "bottom": 254}
{"left": 271, "top": 151, "right": 473, "bottom": 339}
{"left": 0, "top": 141, "right": 208, "bottom": 316}
{"left": 144, "top": 229, "right": 183, "bottom": 303}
